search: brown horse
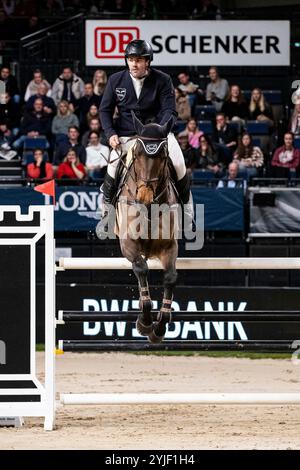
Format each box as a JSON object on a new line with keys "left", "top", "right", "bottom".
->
{"left": 115, "top": 113, "right": 178, "bottom": 343}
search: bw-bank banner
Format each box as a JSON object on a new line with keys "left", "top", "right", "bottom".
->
{"left": 86, "top": 20, "right": 290, "bottom": 66}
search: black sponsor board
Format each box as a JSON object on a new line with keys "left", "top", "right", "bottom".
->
{"left": 36, "top": 285, "right": 300, "bottom": 343}
{"left": 0, "top": 245, "right": 31, "bottom": 373}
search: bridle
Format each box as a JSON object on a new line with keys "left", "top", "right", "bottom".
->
{"left": 133, "top": 136, "right": 170, "bottom": 203}
{"left": 102, "top": 134, "right": 173, "bottom": 206}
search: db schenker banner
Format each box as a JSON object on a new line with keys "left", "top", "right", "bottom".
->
{"left": 85, "top": 20, "right": 290, "bottom": 67}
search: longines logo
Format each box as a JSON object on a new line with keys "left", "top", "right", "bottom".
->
{"left": 0, "top": 340, "right": 6, "bottom": 365}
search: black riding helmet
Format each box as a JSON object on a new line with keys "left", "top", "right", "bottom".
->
{"left": 124, "top": 39, "right": 153, "bottom": 67}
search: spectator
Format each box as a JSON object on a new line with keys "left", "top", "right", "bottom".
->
{"left": 206, "top": 66, "right": 229, "bottom": 112}
{"left": 1, "top": 0, "right": 16, "bottom": 17}
{"left": 212, "top": 113, "right": 238, "bottom": 164}
{"left": 181, "top": 118, "right": 203, "bottom": 149}
{"left": 86, "top": 104, "right": 100, "bottom": 129}
{"left": 271, "top": 132, "right": 300, "bottom": 178}
{"left": 0, "top": 122, "right": 15, "bottom": 148}
{"left": 202, "top": 0, "right": 219, "bottom": 18}
{"left": 24, "top": 69, "right": 52, "bottom": 102}
{"left": 177, "top": 72, "right": 200, "bottom": 111}
{"left": 26, "top": 83, "right": 56, "bottom": 116}
{"left": 249, "top": 88, "right": 274, "bottom": 127}
{"left": 0, "top": 117, "right": 19, "bottom": 158}
{"left": 85, "top": 131, "right": 109, "bottom": 180}
{"left": 0, "top": 66, "right": 20, "bottom": 103}
{"left": 104, "top": 0, "right": 131, "bottom": 14}
{"left": 57, "top": 148, "right": 86, "bottom": 180}
{"left": 53, "top": 125, "right": 86, "bottom": 166}
{"left": 81, "top": 118, "right": 103, "bottom": 147}
{"left": 233, "top": 133, "right": 264, "bottom": 181}
{"left": 289, "top": 98, "right": 300, "bottom": 136}
{"left": 192, "top": 134, "right": 223, "bottom": 177}
{"left": 191, "top": 0, "right": 219, "bottom": 19}
{"left": 78, "top": 83, "right": 101, "bottom": 128}
{"left": 175, "top": 87, "right": 191, "bottom": 121}
{"left": 130, "top": 0, "right": 158, "bottom": 19}
{"left": 27, "top": 148, "right": 54, "bottom": 180}
{"left": 92, "top": 69, "right": 107, "bottom": 97}
{"left": 217, "top": 161, "right": 245, "bottom": 188}
{"left": 51, "top": 67, "right": 85, "bottom": 108}
{"left": 0, "top": 91, "right": 21, "bottom": 136}
{"left": 176, "top": 132, "right": 198, "bottom": 175}
{"left": 13, "top": 98, "right": 52, "bottom": 150}
{"left": 38, "top": 0, "right": 64, "bottom": 16}
{"left": 221, "top": 85, "right": 249, "bottom": 129}
{"left": 89, "top": 1, "right": 100, "bottom": 14}
{"left": 51, "top": 100, "right": 80, "bottom": 142}
{"left": 22, "top": 15, "right": 40, "bottom": 37}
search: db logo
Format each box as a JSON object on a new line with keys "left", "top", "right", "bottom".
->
{"left": 94, "top": 27, "right": 140, "bottom": 59}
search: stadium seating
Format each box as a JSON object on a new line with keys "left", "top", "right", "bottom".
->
{"left": 198, "top": 120, "right": 213, "bottom": 134}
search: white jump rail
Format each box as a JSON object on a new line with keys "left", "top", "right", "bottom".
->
{"left": 60, "top": 392, "right": 300, "bottom": 406}
{"left": 58, "top": 257, "right": 300, "bottom": 270}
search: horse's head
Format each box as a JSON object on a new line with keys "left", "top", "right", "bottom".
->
{"left": 131, "top": 111, "right": 174, "bottom": 205}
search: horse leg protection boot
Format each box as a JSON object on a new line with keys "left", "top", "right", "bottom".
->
{"left": 96, "top": 173, "right": 117, "bottom": 239}
{"left": 175, "top": 173, "right": 194, "bottom": 233}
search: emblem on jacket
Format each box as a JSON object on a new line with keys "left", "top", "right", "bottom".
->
{"left": 116, "top": 88, "right": 126, "bottom": 101}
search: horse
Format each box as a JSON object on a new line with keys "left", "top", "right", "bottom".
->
{"left": 114, "top": 113, "right": 179, "bottom": 343}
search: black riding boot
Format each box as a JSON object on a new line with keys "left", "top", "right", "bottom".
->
{"left": 101, "top": 173, "right": 117, "bottom": 207}
{"left": 96, "top": 173, "right": 117, "bottom": 239}
{"left": 175, "top": 173, "right": 194, "bottom": 232}
{"left": 175, "top": 172, "right": 190, "bottom": 204}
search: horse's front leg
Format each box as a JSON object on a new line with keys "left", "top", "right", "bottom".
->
{"left": 148, "top": 242, "right": 178, "bottom": 343}
{"left": 132, "top": 255, "right": 154, "bottom": 336}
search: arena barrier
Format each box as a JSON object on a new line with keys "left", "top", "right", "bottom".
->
{"left": 0, "top": 206, "right": 55, "bottom": 431}
{"left": 3, "top": 205, "right": 300, "bottom": 430}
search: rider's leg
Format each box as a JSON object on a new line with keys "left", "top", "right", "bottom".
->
{"left": 97, "top": 137, "right": 134, "bottom": 238}
{"left": 101, "top": 137, "right": 133, "bottom": 209}
{"left": 167, "top": 133, "right": 194, "bottom": 231}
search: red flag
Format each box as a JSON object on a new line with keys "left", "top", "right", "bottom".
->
{"left": 34, "top": 179, "right": 56, "bottom": 205}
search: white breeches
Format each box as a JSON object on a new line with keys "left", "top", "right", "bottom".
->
{"left": 107, "top": 132, "right": 187, "bottom": 181}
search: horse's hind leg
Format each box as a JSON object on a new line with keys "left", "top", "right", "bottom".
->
{"left": 148, "top": 242, "right": 178, "bottom": 343}
{"left": 132, "top": 255, "right": 153, "bottom": 336}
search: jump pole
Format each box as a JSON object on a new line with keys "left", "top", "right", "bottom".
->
{"left": 60, "top": 393, "right": 300, "bottom": 406}
{"left": 58, "top": 257, "right": 300, "bottom": 270}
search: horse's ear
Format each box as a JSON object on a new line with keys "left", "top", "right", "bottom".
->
{"left": 131, "top": 111, "right": 144, "bottom": 135}
{"left": 161, "top": 116, "right": 175, "bottom": 137}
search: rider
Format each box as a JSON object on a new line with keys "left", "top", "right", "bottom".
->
{"left": 99, "top": 39, "right": 193, "bottom": 232}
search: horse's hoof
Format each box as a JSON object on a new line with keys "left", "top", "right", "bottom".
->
{"left": 136, "top": 318, "right": 153, "bottom": 336}
{"left": 147, "top": 322, "right": 166, "bottom": 343}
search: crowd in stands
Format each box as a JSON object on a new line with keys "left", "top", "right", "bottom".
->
{"left": 1, "top": 62, "right": 299, "bottom": 186}
{"left": 0, "top": 1, "right": 221, "bottom": 24}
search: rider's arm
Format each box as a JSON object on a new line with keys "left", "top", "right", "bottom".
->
{"left": 158, "top": 76, "right": 178, "bottom": 128}
{"left": 100, "top": 77, "right": 118, "bottom": 140}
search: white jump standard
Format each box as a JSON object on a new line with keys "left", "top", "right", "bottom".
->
{"left": 0, "top": 206, "right": 55, "bottom": 431}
